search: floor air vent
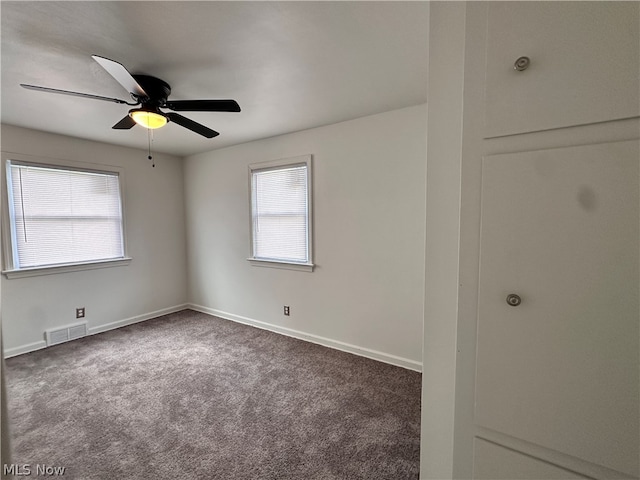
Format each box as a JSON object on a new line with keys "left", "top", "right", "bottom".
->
{"left": 45, "top": 322, "right": 88, "bottom": 346}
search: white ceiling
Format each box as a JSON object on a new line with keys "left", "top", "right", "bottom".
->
{"left": 1, "top": 1, "right": 429, "bottom": 157}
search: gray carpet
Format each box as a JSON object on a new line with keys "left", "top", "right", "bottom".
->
{"left": 5, "top": 309, "right": 421, "bottom": 479}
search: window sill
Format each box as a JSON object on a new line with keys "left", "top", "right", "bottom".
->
{"left": 247, "top": 258, "right": 314, "bottom": 272}
{"left": 2, "top": 257, "right": 132, "bottom": 279}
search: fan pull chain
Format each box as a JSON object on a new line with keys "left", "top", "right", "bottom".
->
{"left": 147, "top": 128, "right": 155, "bottom": 167}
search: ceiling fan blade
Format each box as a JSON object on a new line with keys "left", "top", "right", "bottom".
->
{"left": 112, "top": 115, "right": 136, "bottom": 130}
{"left": 92, "top": 55, "right": 148, "bottom": 98}
{"left": 20, "top": 84, "right": 135, "bottom": 105}
{"left": 166, "top": 112, "right": 219, "bottom": 138}
{"left": 165, "top": 99, "right": 241, "bottom": 112}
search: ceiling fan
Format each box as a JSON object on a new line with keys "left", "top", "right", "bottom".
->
{"left": 20, "top": 55, "right": 241, "bottom": 138}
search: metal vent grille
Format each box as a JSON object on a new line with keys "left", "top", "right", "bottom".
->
{"left": 68, "top": 324, "right": 87, "bottom": 340}
{"left": 45, "top": 322, "right": 87, "bottom": 346}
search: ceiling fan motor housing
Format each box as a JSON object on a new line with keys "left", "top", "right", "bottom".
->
{"left": 133, "top": 74, "right": 171, "bottom": 106}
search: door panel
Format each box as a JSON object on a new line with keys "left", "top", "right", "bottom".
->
{"left": 473, "top": 438, "right": 589, "bottom": 480}
{"left": 484, "top": 2, "right": 640, "bottom": 138}
{"left": 475, "top": 141, "right": 639, "bottom": 477}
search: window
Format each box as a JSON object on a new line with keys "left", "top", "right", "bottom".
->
{"left": 248, "top": 155, "right": 313, "bottom": 271}
{"left": 3, "top": 159, "right": 130, "bottom": 277}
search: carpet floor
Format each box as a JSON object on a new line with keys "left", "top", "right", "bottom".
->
{"left": 5, "top": 309, "right": 421, "bottom": 479}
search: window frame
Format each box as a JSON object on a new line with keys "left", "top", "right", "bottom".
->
{"left": 1, "top": 153, "right": 131, "bottom": 279}
{"left": 247, "top": 155, "right": 314, "bottom": 272}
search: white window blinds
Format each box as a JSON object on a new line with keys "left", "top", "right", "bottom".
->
{"left": 7, "top": 162, "right": 125, "bottom": 269}
{"left": 251, "top": 163, "right": 309, "bottom": 264}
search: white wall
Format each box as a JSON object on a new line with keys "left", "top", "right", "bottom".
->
{"left": 184, "top": 105, "right": 426, "bottom": 369}
{"left": 1, "top": 125, "right": 188, "bottom": 355}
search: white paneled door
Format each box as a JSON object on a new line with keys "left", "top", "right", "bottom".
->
{"left": 483, "top": 2, "right": 639, "bottom": 138}
{"left": 474, "top": 140, "right": 639, "bottom": 478}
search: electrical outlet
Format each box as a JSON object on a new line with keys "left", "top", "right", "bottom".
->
{"left": 76, "top": 307, "right": 85, "bottom": 319}
{"left": 284, "top": 306, "right": 290, "bottom": 316}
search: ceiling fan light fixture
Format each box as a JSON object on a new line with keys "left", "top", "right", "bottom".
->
{"left": 129, "top": 109, "right": 167, "bottom": 129}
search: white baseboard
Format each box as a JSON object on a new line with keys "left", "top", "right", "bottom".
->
{"left": 188, "top": 304, "right": 422, "bottom": 372}
{"left": 4, "top": 304, "right": 189, "bottom": 359}
{"left": 5, "top": 304, "right": 423, "bottom": 372}
{"left": 88, "top": 304, "right": 189, "bottom": 336}
{"left": 4, "top": 340, "right": 47, "bottom": 358}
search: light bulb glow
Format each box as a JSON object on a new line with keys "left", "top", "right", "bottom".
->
{"left": 130, "top": 110, "right": 167, "bottom": 129}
